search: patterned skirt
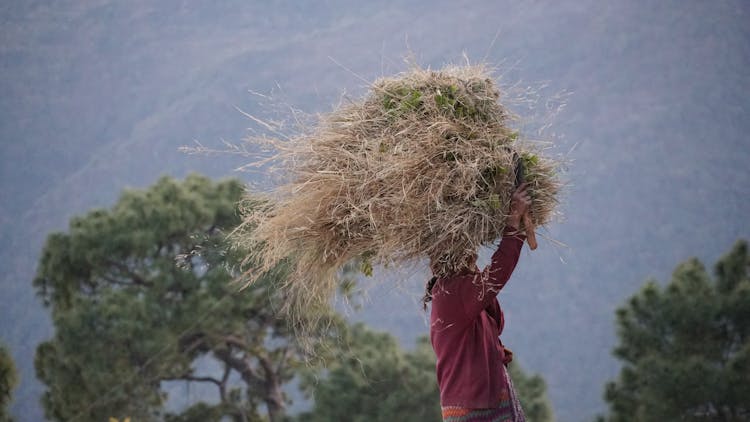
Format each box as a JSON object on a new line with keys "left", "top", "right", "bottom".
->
{"left": 441, "top": 365, "right": 526, "bottom": 422}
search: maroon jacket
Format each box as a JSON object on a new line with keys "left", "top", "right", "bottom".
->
{"left": 429, "top": 230, "right": 525, "bottom": 408}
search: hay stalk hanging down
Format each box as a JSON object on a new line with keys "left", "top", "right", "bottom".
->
{"left": 232, "top": 64, "right": 561, "bottom": 327}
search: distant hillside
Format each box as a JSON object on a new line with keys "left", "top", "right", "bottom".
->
{"left": 1, "top": 1, "right": 749, "bottom": 421}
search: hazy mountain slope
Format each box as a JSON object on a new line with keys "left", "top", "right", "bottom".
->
{"left": 1, "top": 1, "right": 748, "bottom": 421}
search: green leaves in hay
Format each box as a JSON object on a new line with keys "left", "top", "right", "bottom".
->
{"left": 521, "top": 152, "right": 540, "bottom": 183}
{"left": 434, "top": 84, "right": 459, "bottom": 110}
{"left": 358, "top": 251, "right": 375, "bottom": 277}
{"left": 487, "top": 193, "right": 502, "bottom": 210}
{"left": 435, "top": 84, "right": 480, "bottom": 120}
{"left": 471, "top": 193, "right": 502, "bottom": 211}
{"left": 382, "top": 86, "right": 423, "bottom": 118}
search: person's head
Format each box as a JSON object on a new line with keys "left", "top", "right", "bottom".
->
{"left": 464, "top": 252, "right": 478, "bottom": 272}
{"left": 423, "top": 251, "right": 478, "bottom": 310}
{"left": 428, "top": 250, "right": 477, "bottom": 278}
{"left": 422, "top": 275, "right": 438, "bottom": 311}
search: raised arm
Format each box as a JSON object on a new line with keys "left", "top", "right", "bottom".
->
{"left": 461, "top": 183, "right": 531, "bottom": 317}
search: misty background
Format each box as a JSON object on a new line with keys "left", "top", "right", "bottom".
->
{"left": 1, "top": 1, "right": 749, "bottom": 421}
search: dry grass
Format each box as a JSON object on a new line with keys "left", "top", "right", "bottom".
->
{"left": 231, "top": 63, "right": 562, "bottom": 331}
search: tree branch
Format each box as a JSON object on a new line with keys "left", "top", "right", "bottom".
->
{"left": 165, "top": 374, "right": 223, "bottom": 388}
{"left": 178, "top": 331, "right": 209, "bottom": 355}
{"left": 98, "top": 274, "right": 141, "bottom": 288}
{"left": 219, "top": 361, "right": 231, "bottom": 403}
{"left": 104, "top": 259, "right": 152, "bottom": 287}
{"left": 213, "top": 347, "right": 262, "bottom": 386}
{"left": 222, "top": 334, "right": 251, "bottom": 350}
{"left": 258, "top": 353, "right": 274, "bottom": 379}
{"left": 274, "top": 346, "right": 290, "bottom": 376}
{"left": 256, "top": 352, "right": 285, "bottom": 422}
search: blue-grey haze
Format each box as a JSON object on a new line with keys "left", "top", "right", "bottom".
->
{"left": 1, "top": 1, "right": 749, "bottom": 421}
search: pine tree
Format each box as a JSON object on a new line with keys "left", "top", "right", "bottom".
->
{"left": 33, "top": 175, "right": 341, "bottom": 421}
{"left": 0, "top": 343, "right": 18, "bottom": 422}
{"left": 603, "top": 240, "right": 750, "bottom": 421}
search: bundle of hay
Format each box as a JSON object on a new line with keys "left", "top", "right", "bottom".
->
{"left": 234, "top": 64, "right": 560, "bottom": 325}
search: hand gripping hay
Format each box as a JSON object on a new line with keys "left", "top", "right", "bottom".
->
{"left": 233, "top": 64, "right": 561, "bottom": 327}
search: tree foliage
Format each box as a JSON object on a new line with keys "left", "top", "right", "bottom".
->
{"left": 507, "top": 359, "right": 554, "bottom": 422}
{"left": 298, "top": 324, "right": 553, "bottom": 422}
{"left": 33, "top": 175, "right": 340, "bottom": 422}
{"left": 298, "top": 324, "right": 441, "bottom": 422}
{"left": 0, "top": 343, "right": 18, "bottom": 422}
{"left": 603, "top": 240, "right": 750, "bottom": 421}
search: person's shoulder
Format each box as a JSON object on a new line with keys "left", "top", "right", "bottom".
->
{"left": 434, "top": 273, "right": 477, "bottom": 297}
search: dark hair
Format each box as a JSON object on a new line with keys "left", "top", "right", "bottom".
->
{"left": 422, "top": 276, "right": 438, "bottom": 311}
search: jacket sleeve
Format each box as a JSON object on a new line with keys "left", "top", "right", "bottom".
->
{"left": 460, "top": 228, "right": 525, "bottom": 319}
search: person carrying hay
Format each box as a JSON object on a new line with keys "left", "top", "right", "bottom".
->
{"left": 230, "top": 66, "right": 560, "bottom": 410}
{"left": 424, "top": 182, "right": 532, "bottom": 422}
